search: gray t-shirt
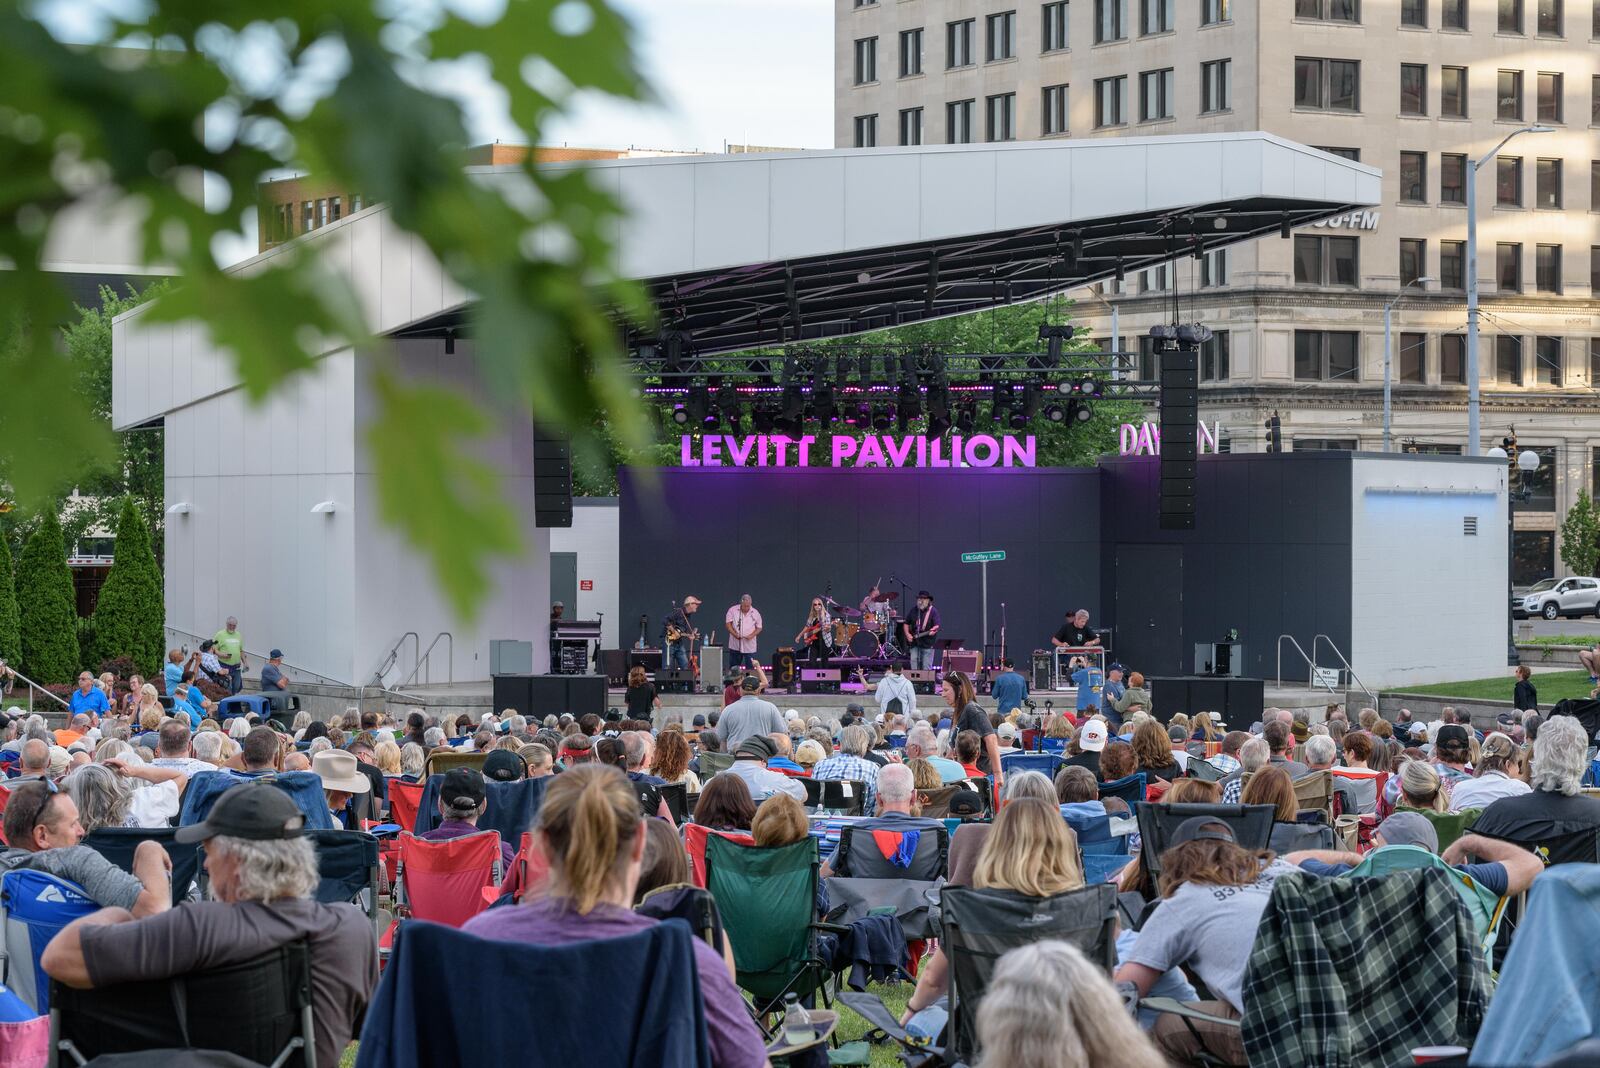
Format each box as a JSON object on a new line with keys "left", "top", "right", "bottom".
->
{"left": 1122, "top": 859, "right": 1298, "bottom": 1012}
{"left": 80, "top": 897, "right": 377, "bottom": 1068}
{"left": 0, "top": 846, "right": 144, "bottom": 910}
{"left": 716, "top": 696, "right": 786, "bottom": 752}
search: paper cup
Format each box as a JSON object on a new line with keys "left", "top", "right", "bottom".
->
{"left": 1411, "top": 1046, "right": 1468, "bottom": 1064}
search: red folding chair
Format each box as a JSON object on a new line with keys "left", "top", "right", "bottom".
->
{"left": 387, "top": 779, "right": 425, "bottom": 833}
{"left": 393, "top": 831, "right": 503, "bottom": 928}
{"left": 496, "top": 832, "right": 552, "bottom": 905}
{"left": 682, "top": 823, "right": 754, "bottom": 888}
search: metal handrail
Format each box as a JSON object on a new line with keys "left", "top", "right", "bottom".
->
{"left": 1, "top": 665, "right": 71, "bottom": 715}
{"left": 400, "top": 632, "right": 454, "bottom": 688}
{"left": 371, "top": 632, "right": 419, "bottom": 688}
{"left": 163, "top": 626, "right": 346, "bottom": 686}
{"left": 1276, "top": 634, "right": 1325, "bottom": 691}
{"left": 1313, "top": 635, "right": 1379, "bottom": 711}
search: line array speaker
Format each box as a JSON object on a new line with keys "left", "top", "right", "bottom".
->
{"left": 1159, "top": 345, "right": 1198, "bottom": 530}
{"left": 533, "top": 425, "right": 572, "bottom": 528}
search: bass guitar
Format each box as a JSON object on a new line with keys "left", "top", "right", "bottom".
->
{"left": 798, "top": 621, "right": 825, "bottom": 646}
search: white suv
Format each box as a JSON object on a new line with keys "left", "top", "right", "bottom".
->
{"left": 1516, "top": 577, "right": 1600, "bottom": 620}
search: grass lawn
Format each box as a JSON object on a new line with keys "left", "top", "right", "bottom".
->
{"left": 1395, "top": 668, "right": 1596, "bottom": 704}
{"left": 335, "top": 980, "right": 914, "bottom": 1068}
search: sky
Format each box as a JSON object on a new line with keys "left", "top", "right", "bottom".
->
{"left": 499, "top": 0, "right": 833, "bottom": 153}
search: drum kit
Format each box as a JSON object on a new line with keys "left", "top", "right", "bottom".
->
{"left": 824, "top": 590, "right": 905, "bottom": 659}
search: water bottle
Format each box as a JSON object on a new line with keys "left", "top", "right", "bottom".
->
{"left": 781, "top": 993, "right": 814, "bottom": 1045}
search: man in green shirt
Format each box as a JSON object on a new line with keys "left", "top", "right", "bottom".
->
{"left": 212, "top": 616, "right": 246, "bottom": 695}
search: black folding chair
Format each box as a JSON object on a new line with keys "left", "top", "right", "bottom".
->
{"left": 308, "top": 828, "right": 381, "bottom": 940}
{"left": 81, "top": 828, "right": 202, "bottom": 905}
{"left": 818, "top": 779, "right": 866, "bottom": 816}
{"left": 800, "top": 777, "right": 823, "bottom": 808}
{"left": 1186, "top": 759, "right": 1225, "bottom": 783}
{"left": 1135, "top": 802, "right": 1275, "bottom": 895}
{"left": 659, "top": 781, "right": 688, "bottom": 824}
{"left": 51, "top": 939, "right": 315, "bottom": 1067}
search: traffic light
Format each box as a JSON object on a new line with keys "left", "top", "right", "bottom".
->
{"left": 1264, "top": 412, "right": 1283, "bottom": 453}
{"left": 1502, "top": 433, "right": 1518, "bottom": 473}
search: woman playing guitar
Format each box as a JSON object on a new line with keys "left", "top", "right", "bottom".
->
{"left": 794, "top": 597, "right": 833, "bottom": 663}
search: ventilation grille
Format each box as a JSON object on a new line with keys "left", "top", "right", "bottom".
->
{"left": 1463, "top": 516, "right": 1478, "bottom": 536}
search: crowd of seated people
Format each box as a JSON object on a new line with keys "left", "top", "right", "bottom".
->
{"left": 10, "top": 653, "right": 1600, "bottom": 1067}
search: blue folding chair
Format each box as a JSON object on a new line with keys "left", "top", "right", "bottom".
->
{"left": 1097, "top": 772, "right": 1147, "bottom": 809}
{"left": 1038, "top": 737, "right": 1067, "bottom": 754}
{"left": 1000, "top": 752, "right": 1060, "bottom": 779}
{"left": 214, "top": 694, "right": 271, "bottom": 722}
{"left": 1, "top": 870, "right": 97, "bottom": 1012}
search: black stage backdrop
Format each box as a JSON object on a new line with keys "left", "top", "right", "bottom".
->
{"left": 619, "top": 466, "right": 1102, "bottom": 663}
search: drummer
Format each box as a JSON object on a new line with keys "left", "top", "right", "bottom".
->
{"left": 859, "top": 585, "right": 897, "bottom": 632}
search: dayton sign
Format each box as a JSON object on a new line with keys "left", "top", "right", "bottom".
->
{"left": 1118, "top": 421, "right": 1224, "bottom": 457}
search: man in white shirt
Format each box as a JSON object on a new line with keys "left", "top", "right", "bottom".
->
{"left": 150, "top": 721, "right": 218, "bottom": 778}
{"left": 724, "top": 594, "right": 763, "bottom": 671}
{"left": 863, "top": 662, "right": 917, "bottom": 719}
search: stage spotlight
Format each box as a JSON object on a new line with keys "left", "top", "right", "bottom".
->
{"left": 684, "top": 389, "right": 709, "bottom": 427}
{"left": 872, "top": 404, "right": 894, "bottom": 432}
{"left": 714, "top": 379, "right": 738, "bottom": 424}
{"left": 812, "top": 362, "right": 835, "bottom": 423}
{"left": 991, "top": 382, "right": 1013, "bottom": 424}
{"left": 752, "top": 406, "right": 775, "bottom": 433}
{"left": 897, "top": 380, "right": 921, "bottom": 428}
{"left": 1068, "top": 399, "right": 1094, "bottom": 423}
{"left": 954, "top": 406, "right": 976, "bottom": 435}
{"left": 927, "top": 411, "right": 952, "bottom": 436}
{"left": 671, "top": 406, "right": 690, "bottom": 426}
{"left": 662, "top": 332, "right": 685, "bottom": 373}
{"left": 1044, "top": 403, "right": 1066, "bottom": 423}
{"left": 1077, "top": 375, "right": 1101, "bottom": 398}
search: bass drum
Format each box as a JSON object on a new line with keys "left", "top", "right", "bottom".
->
{"left": 848, "top": 630, "right": 883, "bottom": 659}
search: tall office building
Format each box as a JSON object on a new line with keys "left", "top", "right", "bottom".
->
{"left": 836, "top": 0, "right": 1600, "bottom": 582}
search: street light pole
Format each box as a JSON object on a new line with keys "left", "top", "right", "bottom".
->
{"left": 1466, "top": 125, "right": 1553, "bottom": 455}
{"left": 1492, "top": 446, "right": 1542, "bottom": 667}
{"left": 1383, "top": 275, "right": 1434, "bottom": 452}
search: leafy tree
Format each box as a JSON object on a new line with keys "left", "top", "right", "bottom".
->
{"left": 1560, "top": 490, "right": 1600, "bottom": 578}
{"left": 0, "top": 2, "right": 652, "bottom": 618}
{"left": 0, "top": 526, "right": 18, "bottom": 666}
{"left": 89, "top": 498, "right": 165, "bottom": 676}
{"left": 16, "top": 511, "right": 79, "bottom": 684}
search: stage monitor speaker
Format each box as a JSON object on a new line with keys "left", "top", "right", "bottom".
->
{"left": 628, "top": 649, "right": 663, "bottom": 674}
{"left": 1159, "top": 344, "right": 1198, "bottom": 530}
{"left": 1031, "top": 651, "right": 1053, "bottom": 691}
{"left": 800, "top": 667, "right": 841, "bottom": 694}
{"left": 1223, "top": 678, "right": 1265, "bottom": 731}
{"left": 497, "top": 674, "right": 607, "bottom": 720}
{"left": 598, "top": 649, "right": 626, "bottom": 687}
{"left": 772, "top": 648, "right": 797, "bottom": 688}
{"left": 698, "top": 647, "right": 724, "bottom": 693}
{"left": 533, "top": 425, "right": 572, "bottom": 528}
{"left": 905, "top": 668, "right": 938, "bottom": 694}
{"left": 656, "top": 667, "right": 696, "bottom": 694}
{"left": 1186, "top": 677, "right": 1230, "bottom": 723}
{"left": 943, "top": 650, "right": 981, "bottom": 677}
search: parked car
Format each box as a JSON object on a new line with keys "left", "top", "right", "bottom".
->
{"left": 1514, "top": 577, "right": 1600, "bottom": 620}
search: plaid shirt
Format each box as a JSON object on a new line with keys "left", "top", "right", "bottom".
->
{"left": 1222, "top": 775, "right": 1244, "bottom": 804}
{"left": 811, "top": 754, "right": 880, "bottom": 816}
{"left": 1241, "top": 867, "right": 1488, "bottom": 1068}
{"left": 1210, "top": 753, "right": 1241, "bottom": 775}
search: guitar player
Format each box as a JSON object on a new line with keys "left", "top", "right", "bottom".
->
{"left": 901, "top": 590, "right": 941, "bottom": 671}
{"left": 664, "top": 595, "right": 701, "bottom": 671}
{"left": 794, "top": 597, "right": 833, "bottom": 663}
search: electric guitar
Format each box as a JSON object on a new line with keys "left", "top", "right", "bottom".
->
{"left": 798, "top": 620, "right": 825, "bottom": 646}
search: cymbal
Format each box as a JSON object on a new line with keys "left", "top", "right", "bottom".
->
{"left": 873, "top": 591, "right": 899, "bottom": 602}
{"left": 838, "top": 608, "right": 862, "bottom": 618}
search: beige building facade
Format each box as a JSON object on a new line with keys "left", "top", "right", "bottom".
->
{"left": 837, "top": 0, "right": 1600, "bottom": 581}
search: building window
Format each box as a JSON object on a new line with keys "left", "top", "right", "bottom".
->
{"left": 1096, "top": 76, "right": 1128, "bottom": 126}
{"left": 1317, "top": 146, "right": 1361, "bottom": 161}
{"left": 1498, "top": 70, "right": 1523, "bottom": 120}
{"left": 899, "top": 107, "right": 924, "bottom": 145}
{"left": 1400, "top": 152, "right": 1427, "bottom": 202}
{"left": 1497, "top": 335, "right": 1523, "bottom": 384}
{"left": 854, "top": 37, "right": 877, "bottom": 85}
{"left": 1498, "top": 242, "right": 1523, "bottom": 291}
{"left": 1538, "top": 0, "right": 1564, "bottom": 34}
{"left": 1593, "top": 76, "right": 1600, "bottom": 124}
{"left": 1444, "top": 0, "right": 1468, "bottom": 27}
{"left": 1400, "top": 238, "right": 1427, "bottom": 285}
{"left": 1441, "top": 67, "right": 1467, "bottom": 117}
{"left": 1042, "top": 84, "right": 1070, "bottom": 135}
{"left": 946, "top": 99, "right": 975, "bottom": 143}
{"left": 1401, "top": 0, "right": 1427, "bottom": 23}
{"left": 1537, "top": 336, "right": 1564, "bottom": 382}
{"left": 1441, "top": 240, "right": 1466, "bottom": 289}
{"left": 1594, "top": 161, "right": 1600, "bottom": 210}
{"left": 1096, "top": 0, "right": 1126, "bottom": 41}
{"left": 1400, "top": 64, "right": 1428, "bottom": 115}
{"left": 1295, "top": 331, "right": 1361, "bottom": 381}
{"left": 1202, "top": 60, "right": 1231, "bottom": 113}
{"left": 1536, "top": 159, "right": 1562, "bottom": 208}
{"left": 1201, "top": 331, "right": 1230, "bottom": 381}
{"left": 1593, "top": 340, "right": 1600, "bottom": 390}
{"left": 1442, "top": 335, "right": 1467, "bottom": 383}
{"left": 1520, "top": 446, "right": 1557, "bottom": 511}
{"left": 1202, "top": 0, "right": 1230, "bottom": 24}
{"left": 349, "top": 194, "right": 364, "bottom": 213}
{"left": 1296, "top": 0, "right": 1360, "bottom": 20}
{"left": 1400, "top": 333, "right": 1426, "bottom": 383}
{"left": 986, "top": 11, "right": 1016, "bottom": 60}
{"left": 853, "top": 114, "right": 878, "bottom": 147}
{"left": 1295, "top": 58, "right": 1361, "bottom": 111}
{"left": 1497, "top": 156, "right": 1524, "bottom": 206}
{"left": 854, "top": 0, "right": 875, "bottom": 6}
{"left": 1140, "top": 68, "right": 1175, "bottom": 121}
{"left": 1501, "top": 0, "right": 1524, "bottom": 32}
{"left": 1141, "top": 0, "right": 1175, "bottom": 34}
{"left": 1042, "top": 2, "right": 1070, "bottom": 51}
{"left": 986, "top": 93, "right": 1016, "bottom": 141}
{"left": 1294, "top": 235, "right": 1360, "bottom": 286}
{"left": 1441, "top": 153, "right": 1466, "bottom": 203}
{"left": 899, "top": 28, "right": 923, "bottom": 77}
{"left": 947, "top": 19, "right": 975, "bottom": 67}
{"left": 1593, "top": 245, "right": 1600, "bottom": 293}
{"left": 1537, "top": 244, "right": 1563, "bottom": 291}
{"left": 1201, "top": 248, "right": 1228, "bottom": 288}
{"left": 1296, "top": 438, "right": 1360, "bottom": 451}
{"left": 1537, "top": 72, "right": 1564, "bottom": 122}
{"left": 1513, "top": 532, "right": 1555, "bottom": 584}
{"left": 1140, "top": 264, "right": 1170, "bottom": 293}
{"left": 1595, "top": 0, "right": 1600, "bottom": 35}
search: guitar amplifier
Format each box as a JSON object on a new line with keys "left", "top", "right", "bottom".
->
{"left": 655, "top": 667, "right": 696, "bottom": 695}
{"left": 1031, "top": 650, "right": 1053, "bottom": 691}
{"left": 772, "top": 648, "right": 798, "bottom": 689}
{"left": 942, "top": 650, "right": 982, "bottom": 678}
{"left": 628, "top": 648, "right": 663, "bottom": 673}
{"left": 905, "top": 669, "right": 938, "bottom": 694}
{"left": 698, "top": 646, "right": 724, "bottom": 693}
{"left": 800, "top": 667, "right": 841, "bottom": 694}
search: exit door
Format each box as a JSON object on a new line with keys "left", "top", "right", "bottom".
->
{"left": 551, "top": 552, "right": 578, "bottom": 613}
{"left": 1114, "top": 545, "right": 1184, "bottom": 675}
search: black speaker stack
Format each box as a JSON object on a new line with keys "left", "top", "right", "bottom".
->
{"left": 1154, "top": 325, "right": 1206, "bottom": 531}
{"left": 533, "top": 425, "right": 572, "bottom": 528}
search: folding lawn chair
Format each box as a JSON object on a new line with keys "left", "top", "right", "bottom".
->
{"left": 1098, "top": 772, "right": 1147, "bottom": 809}
{"left": 393, "top": 830, "right": 503, "bottom": 928}
{"left": 1135, "top": 803, "right": 1275, "bottom": 896}
{"left": 310, "top": 828, "right": 382, "bottom": 942}
{"left": 82, "top": 827, "right": 202, "bottom": 905}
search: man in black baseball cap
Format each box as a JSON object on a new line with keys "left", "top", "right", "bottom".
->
{"left": 42, "top": 784, "right": 377, "bottom": 1068}
{"left": 418, "top": 768, "right": 515, "bottom": 868}
{"left": 482, "top": 748, "right": 525, "bottom": 783}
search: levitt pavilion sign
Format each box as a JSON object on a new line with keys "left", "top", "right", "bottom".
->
{"left": 679, "top": 434, "right": 1037, "bottom": 468}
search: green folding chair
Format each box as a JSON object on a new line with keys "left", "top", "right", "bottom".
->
{"left": 1345, "top": 843, "right": 1508, "bottom": 958}
{"left": 1414, "top": 806, "right": 1481, "bottom": 853}
{"left": 703, "top": 833, "right": 845, "bottom": 1035}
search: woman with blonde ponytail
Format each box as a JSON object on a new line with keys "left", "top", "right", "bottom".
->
{"left": 463, "top": 765, "right": 768, "bottom": 1067}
